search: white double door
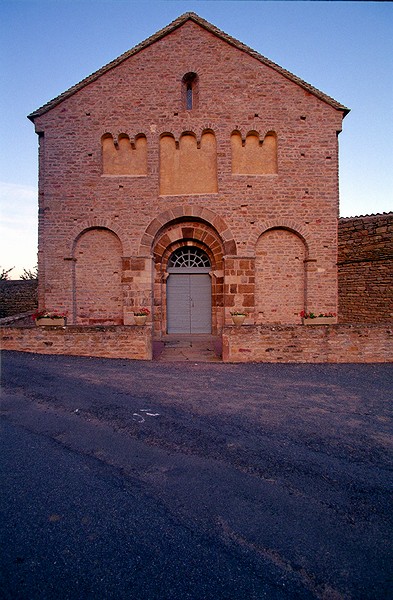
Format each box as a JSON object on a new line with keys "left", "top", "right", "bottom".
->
{"left": 167, "top": 273, "right": 212, "bottom": 334}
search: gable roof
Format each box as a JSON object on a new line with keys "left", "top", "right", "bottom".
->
{"left": 28, "top": 12, "right": 349, "bottom": 121}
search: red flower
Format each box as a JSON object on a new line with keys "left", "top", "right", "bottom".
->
{"left": 133, "top": 307, "right": 150, "bottom": 316}
{"left": 33, "top": 308, "right": 67, "bottom": 320}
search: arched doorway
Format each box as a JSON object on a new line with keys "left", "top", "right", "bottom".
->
{"left": 166, "top": 246, "right": 212, "bottom": 334}
{"left": 149, "top": 214, "right": 230, "bottom": 336}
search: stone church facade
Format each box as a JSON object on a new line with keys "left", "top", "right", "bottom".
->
{"left": 28, "top": 13, "right": 349, "bottom": 340}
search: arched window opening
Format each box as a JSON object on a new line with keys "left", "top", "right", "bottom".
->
{"left": 182, "top": 72, "right": 198, "bottom": 111}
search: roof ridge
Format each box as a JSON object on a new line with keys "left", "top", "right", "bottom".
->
{"left": 28, "top": 12, "right": 349, "bottom": 121}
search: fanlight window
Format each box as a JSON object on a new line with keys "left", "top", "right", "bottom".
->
{"left": 168, "top": 247, "right": 211, "bottom": 268}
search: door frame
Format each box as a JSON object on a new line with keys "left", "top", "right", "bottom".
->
{"left": 166, "top": 266, "right": 212, "bottom": 334}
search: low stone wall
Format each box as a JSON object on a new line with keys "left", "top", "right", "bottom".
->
{"left": 1, "top": 325, "right": 152, "bottom": 361}
{"left": 2, "top": 323, "right": 391, "bottom": 364}
{"left": 0, "top": 312, "right": 36, "bottom": 327}
{"left": 223, "top": 324, "right": 393, "bottom": 363}
{"left": 0, "top": 280, "right": 38, "bottom": 318}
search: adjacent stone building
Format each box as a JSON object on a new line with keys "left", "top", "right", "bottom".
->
{"left": 28, "top": 13, "right": 349, "bottom": 339}
{"left": 338, "top": 213, "right": 393, "bottom": 323}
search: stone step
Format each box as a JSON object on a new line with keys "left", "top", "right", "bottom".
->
{"left": 153, "top": 335, "right": 222, "bottom": 362}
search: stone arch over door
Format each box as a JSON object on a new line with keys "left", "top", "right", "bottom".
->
{"left": 73, "top": 227, "right": 123, "bottom": 325}
{"left": 139, "top": 206, "right": 237, "bottom": 257}
{"left": 255, "top": 227, "right": 307, "bottom": 324}
{"left": 151, "top": 218, "right": 226, "bottom": 335}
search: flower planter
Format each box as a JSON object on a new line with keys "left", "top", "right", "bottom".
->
{"left": 231, "top": 314, "right": 246, "bottom": 326}
{"left": 302, "top": 317, "right": 335, "bottom": 325}
{"left": 134, "top": 315, "right": 147, "bottom": 326}
{"left": 36, "top": 317, "right": 66, "bottom": 327}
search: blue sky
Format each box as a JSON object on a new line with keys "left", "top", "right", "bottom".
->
{"left": 1, "top": 0, "right": 392, "bottom": 277}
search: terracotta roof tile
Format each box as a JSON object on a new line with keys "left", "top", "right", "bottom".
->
{"left": 339, "top": 212, "right": 393, "bottom": 221}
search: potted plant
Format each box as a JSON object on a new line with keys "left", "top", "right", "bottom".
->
{"left": 300, "top": 310, "right": 337, "bottom": 325}
{"left": 230, "top": 309, "right": 247, "bottom": 326}
{"left": 133, "top": 307, "right": 150, "bottom": 325}
{"left": 33, "top": 309, "right": 67, "bottom": 327}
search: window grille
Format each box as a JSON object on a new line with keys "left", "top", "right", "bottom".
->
{"left": 186, "top": 83, "right": 193, "bottom": 110}
{"left": 182, "top": 72, "right": 198, "bottom": 111}
{"left": 168, "top": 247, "right": 211, "bottom": 268}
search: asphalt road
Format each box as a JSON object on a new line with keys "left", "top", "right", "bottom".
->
{"left": 1, "top": 350, "right": 392, "bottom": 599}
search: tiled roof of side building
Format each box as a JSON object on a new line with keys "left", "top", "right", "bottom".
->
{"left": 28, "top": 12, "right": 350, "bottom": 121}
{"left": 339, "top": 212, "right": 393, "bottom": 220}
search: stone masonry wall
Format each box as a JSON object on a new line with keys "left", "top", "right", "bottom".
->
{"left": 223, "top": 324, "right": 393, "bottom": 363}
{"left": 338, "top": 213, "right": 393, "bottom": 323}
{"left": 2, "top": 322, "right": 390, "bottom": 363}
{"left": 0, "top": 281, "right": 38, "bottom": 318}
{"left": 1, "top": 325, "right": 152, "bottom": 361}
{"left": 31, "top": 17, "right": 343, "bottom": 330}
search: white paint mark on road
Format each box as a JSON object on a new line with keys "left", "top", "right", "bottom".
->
{"left": 132, "top": 413, "right": 145, "bottom": 423}
{"left": 133, "top": 410, "right": 160, "bottom": 422}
